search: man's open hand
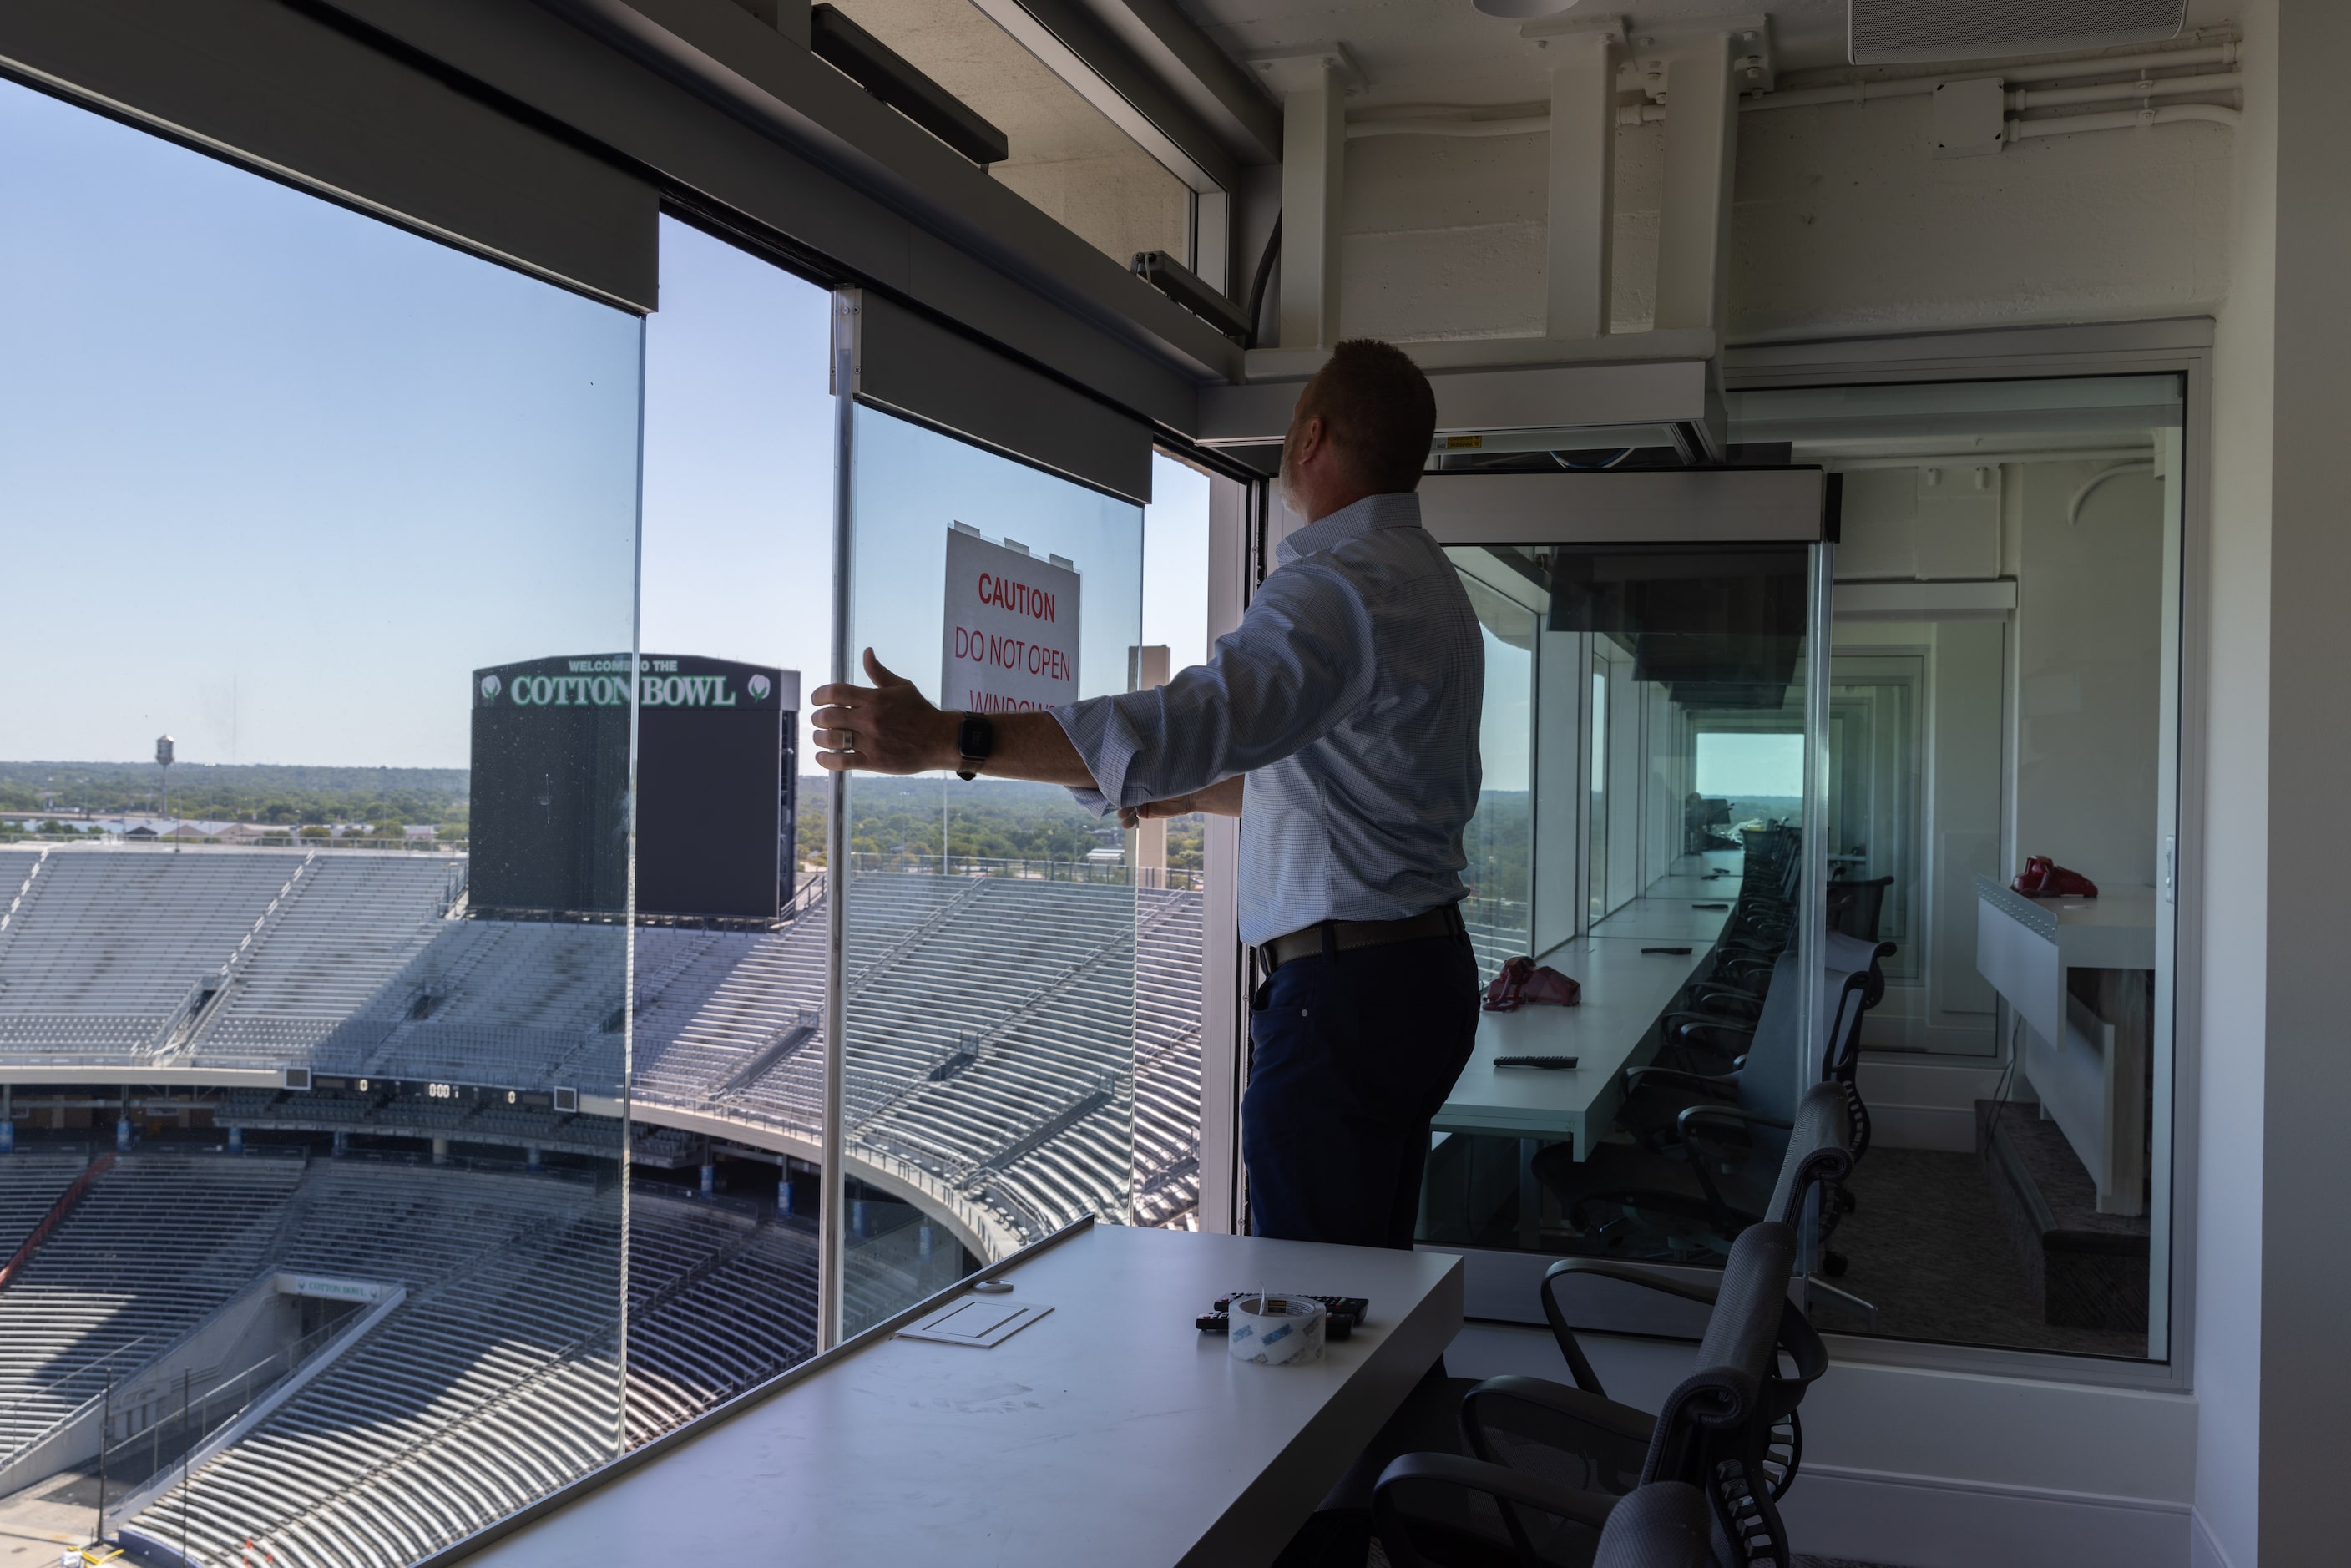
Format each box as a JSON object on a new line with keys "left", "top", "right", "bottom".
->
{"left": 811, "top": 650, "right": 955, "bottom": 775}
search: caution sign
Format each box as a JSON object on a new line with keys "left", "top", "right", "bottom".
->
{"left": 940, "top": 526, "right": 1082, "bottom": 714}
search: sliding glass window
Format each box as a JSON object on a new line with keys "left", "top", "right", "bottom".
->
{"left": 834, "top": 402, "right": 1148, "bottom": 1333}
{"left": 0, "top": 74, "right": 639, "bottom": 1563}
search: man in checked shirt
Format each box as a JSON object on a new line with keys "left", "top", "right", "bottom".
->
{"left": 811, "top": 339, "right": 1484, "bottom": 1250}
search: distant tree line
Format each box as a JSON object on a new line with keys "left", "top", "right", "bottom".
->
{"left": 0, "top": 761, "right": 470, "bottom": 837}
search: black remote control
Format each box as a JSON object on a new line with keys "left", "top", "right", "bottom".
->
{"left": 1493, "top": 1055, "right": 1578, "bottom": 1070}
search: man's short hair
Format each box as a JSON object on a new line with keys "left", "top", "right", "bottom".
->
{"left": 1297, "top": 338, "right": 1437, "bottom": 494}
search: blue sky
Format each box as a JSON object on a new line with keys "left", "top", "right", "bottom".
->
{"left": 0, "top": 83, "right": 1211, "bottom": 774}
{"left": 1696, "top": 731, "right": 1807, "bottom": 797}
{"left": 1, "top": 77, "right": 640, "bottom": 770}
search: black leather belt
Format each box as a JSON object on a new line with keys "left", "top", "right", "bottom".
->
{"left": 1259, "top": 903, "right": 1466, "bottom": 974}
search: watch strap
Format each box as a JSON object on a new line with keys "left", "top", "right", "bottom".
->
{"left": 955, "top": 713, "right": 995, "bottom": 781}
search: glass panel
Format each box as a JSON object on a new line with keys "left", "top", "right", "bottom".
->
{"left": 624, "top": 215, "right": 837, "bottom": 1427}
{"left": 0, "top": 76, "right": 639, "bottom": 1563}
{"left": 838, "top": 402, "right": 1145, "bottom": 1333}
{"left": 1728, "top": 376, "right": 2185, "bottom": 1360}
{"left": 1420, "top": 540, "right": 1822, "bottom": 1273}
{"left": 825, "top": 0, "right": 1192, "bottom": 270}
{"left": 1449, "top": 549, "right": 1538, "bottom": 974}
{"left": 1135, "top": 455, "right": 1212, "bottom": 1231}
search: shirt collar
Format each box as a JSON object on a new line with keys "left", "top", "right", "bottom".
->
{"left": 1276, "top": 491, "right": 1424, "bottom": 564}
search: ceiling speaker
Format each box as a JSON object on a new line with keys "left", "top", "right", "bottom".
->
{"left": 1849, "top": 0, "right": 2185, "bottom": 65}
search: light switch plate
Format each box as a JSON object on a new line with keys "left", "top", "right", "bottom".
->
{"left": 897, "top": 1297, "right": 1054, "bottom": 1348}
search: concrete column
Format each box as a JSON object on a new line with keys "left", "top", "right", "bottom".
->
{"left": 1260, "top": 49, "right": 1348, "bottom": 350}
{"left": 778, "top": 1177, "right": 792, "bottom": 1214}
{"left": 1542, "top": 27, "right": 1620, "bottom": 340}
{"left": 1651, "top": 32, "right": 1737, "bottom": 335}
{"left": 430, "top": 1137, "right": 450, "bottom": 1166}
{"left": 226, "top": 1126, "right": 244, "bottom": 1155}
{"left": 525, "top": 1143, "right": 542, "bottom": 1171}
{"left": 117, "top": 1117, "right": 132, "bottom": 1152}
{"left": 331, "top": 1131, "right": 349, "bottom": 1157}
{"left": 700, "top": 1162, "right": 716, "bottom": 1198}
{"left": 851, "top": 1197, "right": 868, "bottom": 1238}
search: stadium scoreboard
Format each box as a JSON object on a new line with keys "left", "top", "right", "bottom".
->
{"left": 470, "top": 654, "right": 798, "bottom": 923}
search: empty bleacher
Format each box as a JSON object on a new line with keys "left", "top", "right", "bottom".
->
{"left": 3, "top": 843, "right": 1210, "bottom": 1265}
{"left": 0, "top": 850, "right": 305, "bottom": 1061}
{"left": 187, "top": 855, "right": 462, "bottom": 1066}
{"left": 0, "top": 1150, "right": 89, "bottom": 1257}
{"left": 123, "top": 1167, "right": 816, "bottom": 1565}
{"left": 0, "top": 1151, "right": 307, "bottom": 1460}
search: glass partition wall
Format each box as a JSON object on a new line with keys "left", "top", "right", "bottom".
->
{"left": 1728, "top": 376, "right": 2185, "bottom": 1362}
{"left": 0, "top": 74, "right": 640, "bottom": 1563}
{"left": 1420, "top": 532, "right": 1833, "bottom": 1298}
{"left": 834, "top": 402, "right": 1147, "bottom": 1334}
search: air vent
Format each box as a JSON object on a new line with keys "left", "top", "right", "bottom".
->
{"left": 1851, "top": 0, "right": 2184, "bottom": 65}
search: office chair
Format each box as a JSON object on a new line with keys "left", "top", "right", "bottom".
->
{"left": 1823, "top": 876, "right": 1893, "bottom": 942}
{"left": 1371, "top": 1219, "right": 1821, "bottom": 1567}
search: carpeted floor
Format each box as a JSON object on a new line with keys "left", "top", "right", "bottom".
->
{"left": 1806, "top": 1145, "right": 2148, "bottom": 1358}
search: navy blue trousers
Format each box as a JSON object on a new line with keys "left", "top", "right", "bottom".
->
{"left": 1243, "top": 926, "right": 1481, "bottom": 1249}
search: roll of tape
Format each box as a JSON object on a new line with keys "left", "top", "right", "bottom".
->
{"left": 1228, "top": 1292, "right": 1326, "bottom": 1366}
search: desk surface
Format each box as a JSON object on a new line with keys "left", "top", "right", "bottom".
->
{"left": 1628, "top": 851, "right": 1745, "bottom": 903}
{"left": 1589, "top": 896, "right": 1736, "bottom": 944}
{"left": 1434, "top": 935, "right": 1712, "bottom": 1149}
{"left": 453, "top": 1226, "right": 1462, "bottom": 1568}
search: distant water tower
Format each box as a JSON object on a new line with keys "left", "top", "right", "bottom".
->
{"left": 156, "top": 734, "right": 174, "bottom": 850}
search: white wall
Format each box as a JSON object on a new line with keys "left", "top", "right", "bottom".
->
{"left": 2193, "top": 4, "right": 2277, "bottom": 1565}
{"left": 1337, "top": 83, "right": 2236, "bottom": 346}
{"left": 2015, "top": 463, "right": 2166, "bottom": 893}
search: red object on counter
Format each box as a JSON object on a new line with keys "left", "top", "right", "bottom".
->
{"left": 1484, "top": 955, "right": 1584, "bottom": 1011}
{"left": 2012, "top": 856, "right": 2098, "bottom": 898}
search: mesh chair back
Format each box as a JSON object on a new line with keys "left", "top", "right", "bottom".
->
{"left": 1646, "top": 1220, "right": 1802, "bottom": 1565}
{"left": 1595, "top": 1482, "right": 1716, "bottom": 1568}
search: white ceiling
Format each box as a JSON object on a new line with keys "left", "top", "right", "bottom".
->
{"left": 1170, "top": 1, "right": 2247, "bottom": 116}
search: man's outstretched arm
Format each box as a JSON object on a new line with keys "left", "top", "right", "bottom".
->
{"left": 811, "top": 649, "right": 1096, "bottom": 787}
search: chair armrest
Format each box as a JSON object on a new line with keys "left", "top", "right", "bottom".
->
{"left": 1373, "top": 1451, "right": 1622, "bottom": 1541}
{"left": 1624, "top": 1065, "right": 1740, "bottom": 1099}
{"left": 1676, "top": 1104, "right": 1794, "bottom": 1143}
{"left": 1544, "top": 1257, "right": 1725, "bottom": 1307}
{"left": 1536, "top": 1257, "right": 1723, "bottom": 1398}
{"left": 1462, "top": 1373, "right": 1659, "bottom": 1459}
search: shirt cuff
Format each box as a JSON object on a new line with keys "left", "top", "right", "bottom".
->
{"left": 1051, "top": 694, "right": 1145, "bottom": 815}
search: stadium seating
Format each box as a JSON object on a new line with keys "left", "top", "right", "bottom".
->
{"left": 0, "top": 1152, "right": 307, "bottom": 1460}
{"left": 0, "top": 851, "right": 306, "bottom": 1061}
{"left": 187, "top": 855, "right": 462, "bottom": 1065}
{"left": 3, "top": 846, "right": 1210, "bottom": 1276}
{"left": 122, "top": 1166, "right": 817, "bottom": 1565}
{"left": 0, "top": 1150, "right": 91, "bottom": 1257}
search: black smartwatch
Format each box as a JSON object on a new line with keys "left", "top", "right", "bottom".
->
{"left": 955, "top": 713, "right": 995, "bottom": 781}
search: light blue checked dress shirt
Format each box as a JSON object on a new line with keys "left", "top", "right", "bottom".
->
{"left": 1053, "top": 491, "right": 1484, "bottom": 946}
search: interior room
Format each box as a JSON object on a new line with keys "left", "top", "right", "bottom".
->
{"left": 0, "top": 2, "right": 2341, "bottom": 1566}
